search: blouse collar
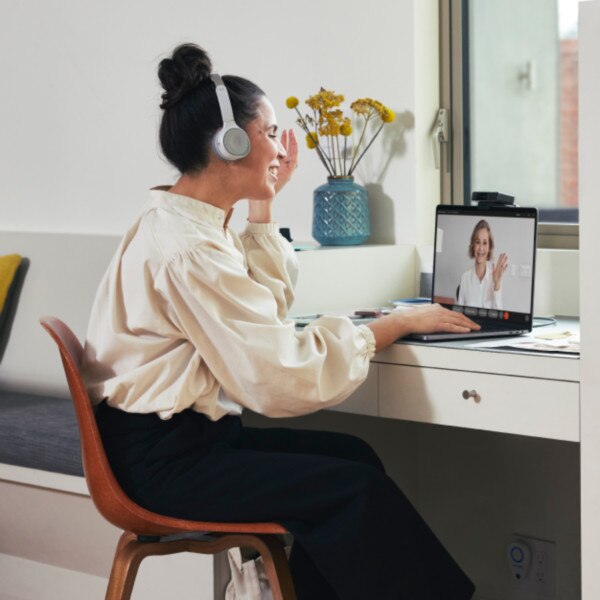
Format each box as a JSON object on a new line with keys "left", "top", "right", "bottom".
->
{"left": 471, "top": 261, "right": 492, "bottom": 283}
{"left": 149, "top": 186, "right": 233, "bottom": 229}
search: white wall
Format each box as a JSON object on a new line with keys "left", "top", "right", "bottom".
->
{"left": 0, "top": 0, "right": 429, "bottom": 245}
{"left": 578, "top": 1, "right": 600, "bottom": 598}
{"left": 415, "top": 0, "right": 441, "bottom": 247}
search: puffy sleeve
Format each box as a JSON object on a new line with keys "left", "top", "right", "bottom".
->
{"left": 238, "top": 222, "right": 298, "bottom": 320}
{"left": 156, "top": 242, "right": 375, "bottom": 418}
{"left": 487, "top": 262, "right": 502, "bottom": 309}
{"left": 491, "top": 288, "right": 502, "bottom": 310}
{"left": 457, "top": 271, "right": 468, "bottom": 305}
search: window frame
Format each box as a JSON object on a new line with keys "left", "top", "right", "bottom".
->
{"left": 439, "top": 0, "right": 579, "bottom": 250}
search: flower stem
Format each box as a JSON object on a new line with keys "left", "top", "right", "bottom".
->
{"left": 337, "top": 136, "right": 346, "bottom": 176}
{"left": 349, "top": 114, "right": 371, "bottom": 173}
{"left": 349, "top": 121, "right": 385, "bottom": 176}
{"left": 317, "top": 137, "right": 335, "bottom": 176}
{"left": 327, "top": 135, "right": 335, "bottom": 176}
{"left": 314, "top": 109, "right": 336, "bottom": 175}
{"left": 294, "top": 108, "right": 334, "bottom": 176}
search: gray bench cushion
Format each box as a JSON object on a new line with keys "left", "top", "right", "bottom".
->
{"left": 0, "top": 390, "right": 83, "bottom": 477}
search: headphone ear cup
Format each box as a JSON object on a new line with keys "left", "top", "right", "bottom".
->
{"left": 213, "top": 124, "right": 251, "bottom": 161}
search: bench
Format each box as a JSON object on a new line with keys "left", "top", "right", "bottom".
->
{"left": 0, "top": 390, "right": 82, "bottom": 478}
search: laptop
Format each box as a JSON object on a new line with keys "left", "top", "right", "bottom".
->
{"left": 409, "top": 204, "right": 538, "bottom": 342}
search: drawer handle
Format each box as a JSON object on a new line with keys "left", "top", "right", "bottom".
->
{"left": 462, "top": 389, "right": 481, "bottom": 403}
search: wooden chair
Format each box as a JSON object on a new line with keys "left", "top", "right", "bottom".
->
{"left": 40, "top": 316, "right": 296, "bottom": 600}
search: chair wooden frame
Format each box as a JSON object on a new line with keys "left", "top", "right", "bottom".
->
{"left": 40, "top": 316, "right": 296, "bottom": 600}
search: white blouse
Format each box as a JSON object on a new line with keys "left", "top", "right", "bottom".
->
{"left": 457, "top": 262, "right": 502, "bottom": 309}
{"left": 82, "top": 189, "right": 376, "bottom": 421}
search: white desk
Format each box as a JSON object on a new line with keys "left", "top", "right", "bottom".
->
{"left": 323, "top": 318, "right": 582, "bottom": 598}
{"left": 334, "top": 318, "right": 580, "bottom": 443}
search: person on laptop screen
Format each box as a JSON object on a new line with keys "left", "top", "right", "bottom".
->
{"left": 457, "top": 219, "right": 509, "bottom": 309}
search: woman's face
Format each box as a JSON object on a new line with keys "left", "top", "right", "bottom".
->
{"left": 234, "top": 97, "right": 287, "bottom": 200}
{"left": 473, "top": 229, "right": 490, "bottom": 264}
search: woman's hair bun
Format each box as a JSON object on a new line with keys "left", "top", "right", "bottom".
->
{"left": 158, "top": 44, "right": 213, "bottom": 109}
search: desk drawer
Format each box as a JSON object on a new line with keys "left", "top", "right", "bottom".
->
{"left": 328, "top": 364, "right": 378, "bottom": 417}
{"left": 379, "top": 365, "right": 579, "bottom": 441}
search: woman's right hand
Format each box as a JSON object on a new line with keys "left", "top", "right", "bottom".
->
{"left": 367, "top": 304, "right": 480, "bottom": 353}
{"left": 492, "top": 252, "right": 509, "bottom": 290}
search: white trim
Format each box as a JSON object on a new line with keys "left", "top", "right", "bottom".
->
{"left": 0, "top": 551, "right": 214, "bottom": 600}
{"left": 0, "top": 553, "right": 107, "bottom": 600}
{"left": 0, "top": 463, "right": 88, "bottom": 496}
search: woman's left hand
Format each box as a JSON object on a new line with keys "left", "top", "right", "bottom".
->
{"left": 274, "top": 129, "right": 298, "bottom": 194}
{"left": 492, "top": 252, "right": 509, "bottom": 290}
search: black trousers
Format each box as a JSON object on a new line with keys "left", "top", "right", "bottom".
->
{"left": 96, "top": 403, "right": 475, "bottom": 600}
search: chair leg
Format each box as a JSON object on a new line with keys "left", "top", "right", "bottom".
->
{"left": 105, "top": 532, "right": 154, "bottom": 600}
{"left": 255, "top": 535, "right": 297, "bottom": 600}
{"left": 184, "top": 533, "right": 297, "bottom": 600}
{"left": 106, "top": 531, "right": 297, "bottom": 600}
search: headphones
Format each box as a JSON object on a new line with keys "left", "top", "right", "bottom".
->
{"left": 210, "top": 74, "right": 251, "bottom": 161}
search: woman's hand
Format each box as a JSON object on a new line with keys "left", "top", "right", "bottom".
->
{"left": 398, "top": 304, "right": 480, "bottom": 335}
{"left": 492, "top": 253, "right": 509, "bottom": 290}
{"left": 367, "top": 304, "right": 480, "bottom": 353}
{"left": 274, "top": 129, "right": 298, "bottom": 194}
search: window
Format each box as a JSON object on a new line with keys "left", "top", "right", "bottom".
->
{"left": 440, "top": 0, "right": 579, "bottom": 248}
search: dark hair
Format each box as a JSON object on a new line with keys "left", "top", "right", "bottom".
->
{"left": 158, "top": 44, "right": 265, "bottom": 174}
{"left": 468, "top": 219, "right": 494, "bottom": 260}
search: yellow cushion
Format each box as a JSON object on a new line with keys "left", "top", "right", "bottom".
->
{"left": 0, "top": 254, "right": 22, "bottom": 314}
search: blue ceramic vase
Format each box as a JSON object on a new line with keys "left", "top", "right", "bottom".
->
{"left": 312, "top": 177, "right": 370, "bottom": 246}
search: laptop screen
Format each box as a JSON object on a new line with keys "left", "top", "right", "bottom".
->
{"left": 431, "top": 205, "right": 538, "bottom": 326}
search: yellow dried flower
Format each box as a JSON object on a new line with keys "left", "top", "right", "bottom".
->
{"left": 306, "top": 132, "right": 319, "bottom": 149}
{"left": 318, "top": 109, "right": 343, "bottom": 137}
{"left": 288, "top": 87, "right": 394, "bottom": 177}
{"left": 350, "top": 98, "right": 374, "bottom": 117}
{"left": 340, "top": 120, "right": 352, "bottom": 136}
{"left": 351, "top": 98, "right": 391, "bottom": 122}
{"left": 306, "top": 88, "right": 345, "bottom": 112}
{"left": 382, "top": 108, "right": 396, "bottom": 123}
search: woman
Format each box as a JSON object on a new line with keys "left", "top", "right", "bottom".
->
{"left": 457, "top": 219, "right": 508, "bottom": 309}
{"left": 82, "top": 43, "right": 478, "bottom": 600}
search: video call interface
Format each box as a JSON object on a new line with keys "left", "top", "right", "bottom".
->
{"left": 432, "top": 209, "right": 537, "bottom": 323}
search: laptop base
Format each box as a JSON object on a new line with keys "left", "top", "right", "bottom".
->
{"left": 407, "top": 328, "right": 528, "bottom": 343}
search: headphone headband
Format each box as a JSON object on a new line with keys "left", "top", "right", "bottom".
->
{"left": 210, "top": 73, "right": 235, "bottom": 125}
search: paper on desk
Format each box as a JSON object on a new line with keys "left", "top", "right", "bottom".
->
{"left": 466, "top": 331, "right": 580, "bottom": 354}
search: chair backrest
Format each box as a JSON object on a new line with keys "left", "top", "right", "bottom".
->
{"left": 40, "top": 316, "right": 287, "bottom": 536}
{"left": 39, "top": 316, "right": 190, "bottom": 535}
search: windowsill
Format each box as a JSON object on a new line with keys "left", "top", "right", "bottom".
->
{"left": 292, "top": 242, "right": 399, "bottom": 251}
{"left": 538, "top": 223, "right": 579, "bottom": 249}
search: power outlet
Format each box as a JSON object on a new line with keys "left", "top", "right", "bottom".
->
{"left": 507, "top": 535, "right": 556, "bottom": 597}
